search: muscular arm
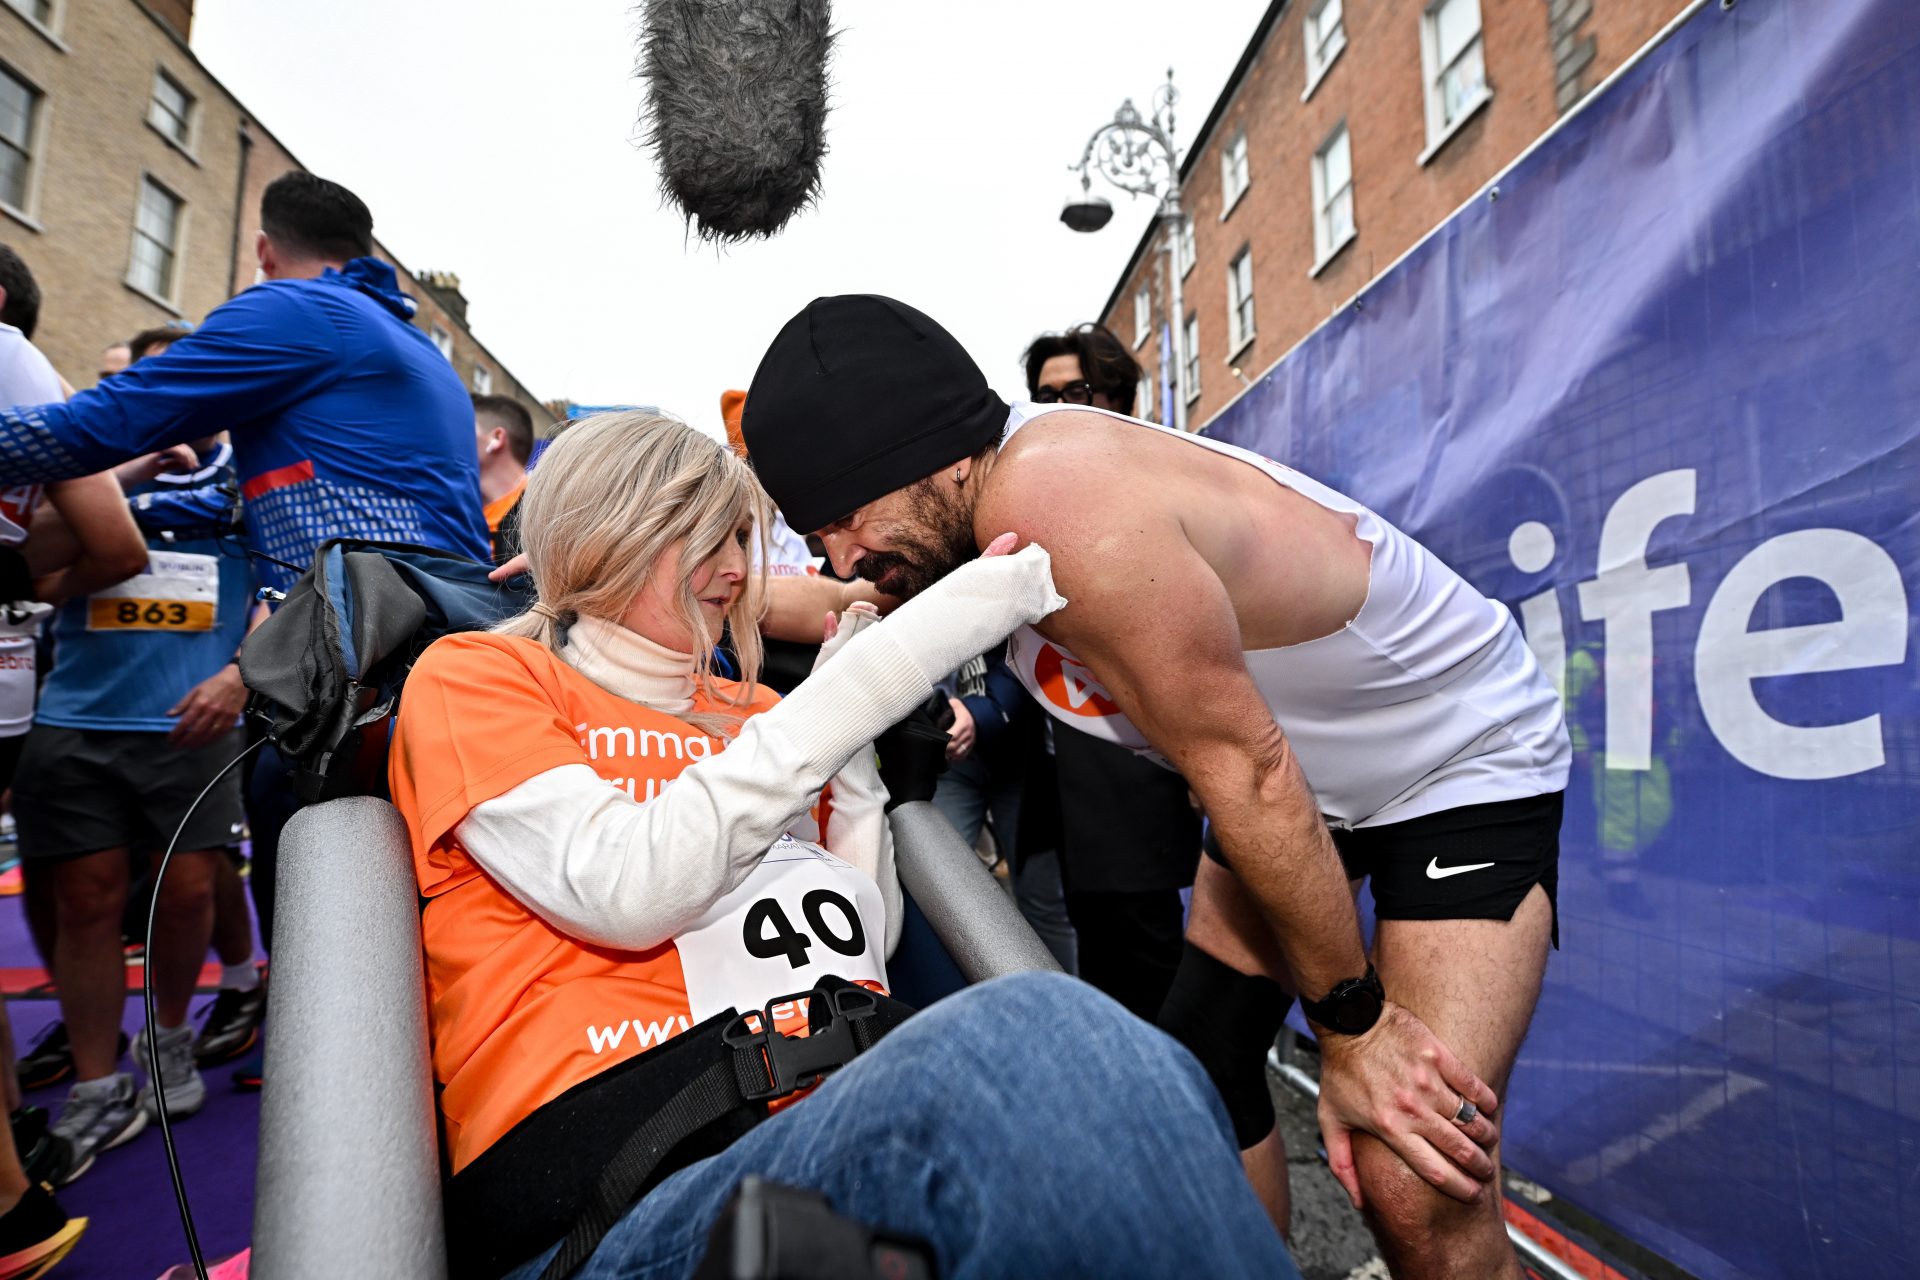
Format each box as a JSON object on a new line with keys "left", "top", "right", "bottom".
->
{"left": 29, "top": 472, "right": 148, "bottom": 601}
{"left": 760, "top": 573, "right": 895, "bottom": 644}
{"left": 988, "top": 486, "right": 1365, "bottom": 998}
{"left": 0, "top": 286, "right": 338, "bottom": 484}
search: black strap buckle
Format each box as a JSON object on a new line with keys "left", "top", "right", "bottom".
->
{"left": 724, "top": 985, "right": 878, "bottom": 1103}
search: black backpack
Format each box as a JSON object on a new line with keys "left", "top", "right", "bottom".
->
{"left": 237, "top": 539, "right": 533, "bottom": 802}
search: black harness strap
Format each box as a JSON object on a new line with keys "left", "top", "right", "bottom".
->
{"left": 535, "top": 1054, "right": 754, "bottom": 1280}
{"left": 536, "top": 982, "right": 900, "bottom": 1280}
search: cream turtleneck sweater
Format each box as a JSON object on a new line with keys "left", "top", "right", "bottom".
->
{"left": 450, "top": 545, "right": 1065, "bottom": 960}
{"left": 560, "top": 614, "right": 700, "bottom": 714}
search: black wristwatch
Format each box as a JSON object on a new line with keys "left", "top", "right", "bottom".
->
{"left": 1299, "top": 965, "right": 1385, "bottom": 1036}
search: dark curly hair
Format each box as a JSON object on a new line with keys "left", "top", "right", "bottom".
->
{"left": 1020, "top": 322, "right": 1141, "bottom": 415}
{"left": 0, "top": 243, "right": 42, "bottom": 340}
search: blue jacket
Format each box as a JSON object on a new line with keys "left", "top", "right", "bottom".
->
{"left": 0, "top": 259, "right": 489, "bottom": 589}
{"left": 36, "top": 441, "right": 256, "bottom": 732}
{"left": 940, "top": 648, "right": 1032, "bottom": 759}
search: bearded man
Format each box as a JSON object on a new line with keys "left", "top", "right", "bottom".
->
{"left": 741, "top": 295, "right": 1570, "bottom": 1280}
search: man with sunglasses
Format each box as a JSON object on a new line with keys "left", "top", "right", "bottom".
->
{"left": 1016, "top": 325, "right": 1203, "bottom": 1028}
{"left": 1023, "top": 322, "right": 1138, "bottom": 414}
{"left": 743, "top": 295, "right": 1569, "bottom": 1280}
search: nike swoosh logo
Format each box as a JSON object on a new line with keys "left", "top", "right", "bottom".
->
{"left": 1426, "top": 858, "right": 1495, "bottom": 879}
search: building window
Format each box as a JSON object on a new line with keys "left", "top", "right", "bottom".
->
{"left": 127, "top": 177, "right": 183, "bottom": 301}
{"left": 1311, "top": 124, "right": 1355, "bottom": 269}
{"left": 1136, "top": 373, "right": 1154, "bottom": 424}
{"left": 1227, "top": 249, "right": 1255, "bottom": 355}
{"left": 430, "top": 325, "right": 453, "bottom": 360}
{"left": 148, "top": 69, "right": 195, "bottom": 149}
{"left": 1133, "top": 285, "right": 1151, "bottom": 349}
{"left": 1182, "top": 314, "right": 1200, "bottom": 405}
{"left": 1421, "top": 0, "right": 1489, "bottom": 152}
{"left": 3, "top": 0, "right": 55, "bottom": 31}
{"left": 1177, "top": 215, "right": 1196, "bottom": 277}
{"left": 0, "top": 66, "right": 38, "bottom": 215}
{"left": 1304, "top": 0, "right": 1346, "bottom": 98}
{"left": 1220, "top": 129, "right": 1251, "bottom": 216}
{"left": 471, "top": 365, "right": 492, "bottom": 395}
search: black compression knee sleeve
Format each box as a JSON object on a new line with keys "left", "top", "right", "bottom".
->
{"left": 1156, "top": 942, "right": 1292, "bottom": 1148}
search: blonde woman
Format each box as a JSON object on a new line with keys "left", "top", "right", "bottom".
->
{"left": 389, "top": 413, "right": 1296, "bottom": 1280}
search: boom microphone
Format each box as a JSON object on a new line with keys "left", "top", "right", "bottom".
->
{"left": 639, "top": 0, "right": 835, "bottom": 243}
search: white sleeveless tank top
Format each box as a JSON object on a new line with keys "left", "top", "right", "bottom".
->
{"left": 1003, "top": 404, "right": 1569, "bottom": 829}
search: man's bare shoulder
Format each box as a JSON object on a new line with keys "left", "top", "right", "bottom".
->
{"left": 980, "top": 412, "right": 1172, "bottom": 549}
{"left": 976, "top": 414, "right": 1197, "bottom": 643}
{"left": 991, "top": 409, "right": 1138, "bottom": 470}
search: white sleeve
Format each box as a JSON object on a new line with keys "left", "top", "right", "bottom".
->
{"left": 822, "top": 750, "right": 898, "bottom": 956}
{"left": 807, "top": 605, "right": 898, "bottom": 955}
{"left": 453, "top": 546, "right": 1063, "bottom": 951}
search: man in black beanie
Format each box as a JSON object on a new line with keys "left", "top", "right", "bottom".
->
{"left": 743, "top": 294, "right": 1571, "bottom": 1280}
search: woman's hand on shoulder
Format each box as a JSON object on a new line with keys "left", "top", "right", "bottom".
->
{"left": 935, "top": 533, "right": 1066, "bottom": 628}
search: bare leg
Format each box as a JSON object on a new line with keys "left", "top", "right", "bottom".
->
{"left": 21, "top": 861, "right": 55, "bottom": 972}
{"left": 0, "top": 993, "right": 17, "bottom": 1116}
{"left": 210, "top": 854, "right": 255, "bottom": 968}
{"left": 1351, "top": 885, "right": 1553, "bottom": 1280}
{"left": 1183, "top": 856, "right": 1298, "bottom": 1235}
{"left": 1239, "top": 1132, "right": 1291, "bottom": 1239}
{"left": 148, "top": 850, "right": 219, "bottom": 1028}
{"left": 0, "top": 1156, "right": 25, "bottom": 1217}
{"left": 0, "top": 1038, "right": 25, "bottom": 1212}
{"left": 0, "top": 1008, "right": 21, "bottom": 1206}
{"left": 49, "top": 849, "right": 131, "bottom": 1081}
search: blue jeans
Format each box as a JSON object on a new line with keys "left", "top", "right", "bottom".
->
{"left": 508, "top": 972, "right": 1297, "bottom": 1280}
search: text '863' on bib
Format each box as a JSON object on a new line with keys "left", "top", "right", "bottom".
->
{"left": 674, "top": 835, "right": 888, "bottom": 1035}
{"left": 87, "top": 550, "right": 219, "bottom": 633}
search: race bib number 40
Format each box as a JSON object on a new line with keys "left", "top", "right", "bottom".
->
{"left": 87, "top": 551, "right": 219, "bottom": 633}
{"left": 674, "top": 835, "right": 888, "bottom": 1034}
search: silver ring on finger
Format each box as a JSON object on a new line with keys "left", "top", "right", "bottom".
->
{"left": 1452, "top": 1097, "right": 1478, "bottom": 1126}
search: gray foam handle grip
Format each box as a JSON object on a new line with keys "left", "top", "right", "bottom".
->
{"left": 887, "top": 800, "right": 1063, "bottom": 981}
{"left": 251, "top": 797, "right": 447, "bottom": 1280}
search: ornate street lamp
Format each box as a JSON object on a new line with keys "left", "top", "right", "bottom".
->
{"left": 1062, "top": 69, "right": 1189, "bottom": 431}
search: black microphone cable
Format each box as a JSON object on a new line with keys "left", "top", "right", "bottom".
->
{"left": 142, "top": 733, "right": 270, "bottom": 1280}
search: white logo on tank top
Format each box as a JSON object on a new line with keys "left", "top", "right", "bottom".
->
{"left": 1058, "top": 658, "right": 1113, "bottom": 711}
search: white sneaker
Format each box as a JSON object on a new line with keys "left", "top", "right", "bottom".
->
{"left": 134, "top": 1024, "right": 206, "bottom": 1121}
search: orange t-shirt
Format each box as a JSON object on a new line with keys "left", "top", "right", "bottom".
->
{"left": 389, "top": 632, "right": 887, "bottom": 1172}
{"left": 480, "top": 477, "right": 526, "bottom": 534}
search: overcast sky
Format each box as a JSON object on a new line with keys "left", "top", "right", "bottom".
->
{"left": 191, "top": 0, "right": 1270, "bottom": 438}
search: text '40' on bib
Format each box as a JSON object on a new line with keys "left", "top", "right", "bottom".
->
{"left": 673, "top": 835, "right": 888, "bottom": 1034}
{"left": 87, "top": 550, "right": 219, "bottom": 633}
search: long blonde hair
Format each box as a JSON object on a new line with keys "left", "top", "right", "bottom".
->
{"left": 495, "top": 411, "right": 769, "bottom": 729}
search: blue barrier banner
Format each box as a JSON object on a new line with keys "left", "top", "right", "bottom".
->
{"left": 1204, "top": 2, "right": 1918, "bottom": 1275}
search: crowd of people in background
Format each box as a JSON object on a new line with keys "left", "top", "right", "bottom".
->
{"left": 0, "top": 172, "right": 1215, "bottom": 1277}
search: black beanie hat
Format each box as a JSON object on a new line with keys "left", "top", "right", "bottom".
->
{"left": 742, "top": 295, "right": 1009, "bottom": 533}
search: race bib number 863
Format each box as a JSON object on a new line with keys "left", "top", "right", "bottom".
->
{"left": 87, "top": 551, "right": 219, "bottom": 633}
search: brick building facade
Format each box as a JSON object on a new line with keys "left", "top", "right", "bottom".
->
{"left": 1, "top": 0, "right": 545, "bottom": 422}
{"left": 1102, "top": 0, "right": 1690, "bottom": 430}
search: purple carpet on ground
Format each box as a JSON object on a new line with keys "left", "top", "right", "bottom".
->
{"left": 2, "top": 892, "right": 261, "bottom": 1280}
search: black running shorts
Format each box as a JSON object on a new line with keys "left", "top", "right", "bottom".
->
{"left": 1204, "top": 791, "right": 1563, "bottom": 944}
{"left": 13, "top": 725, "right": 248, "bottom": 859}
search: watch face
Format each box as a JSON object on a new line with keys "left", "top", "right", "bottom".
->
{"left": 1308, "top": 972, "right": 1385, "bottom": 1035}
{"left": 1330, "top": 984, "right": 1384, "bottom": 1035}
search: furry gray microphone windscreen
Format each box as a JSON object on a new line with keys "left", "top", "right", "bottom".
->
{"left": 641, "top": 0, "right": 834, "bottom": 243}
